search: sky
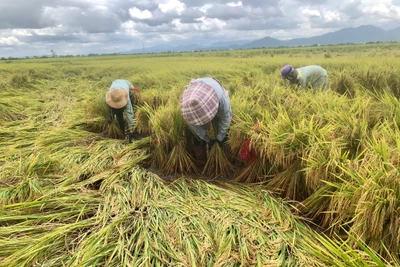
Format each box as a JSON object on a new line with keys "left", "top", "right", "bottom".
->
{"left": 0, "top": 0, "right": 399, "bottom": 58}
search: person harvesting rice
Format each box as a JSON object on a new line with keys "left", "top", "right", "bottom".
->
{"left": 281, "top": 65, "right": 329, "bottom": 90}
{"left": 105, "top": 79, "right": 140, "bottom": 142}
{"left": 180, "top": 78, "right": 232, "bottom": 165}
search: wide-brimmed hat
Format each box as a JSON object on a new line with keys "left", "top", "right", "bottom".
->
{"left": 281, "top": 65, "right": 294, "bottom": 79}
{"left": 180, "top": 82, "right": 219, "bottom": 126}
{"left": 106, "top": 88, "right": 128, "bottom": 109}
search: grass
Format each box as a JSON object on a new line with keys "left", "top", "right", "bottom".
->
{"left": 1, "top": 42, "right": 400, "bottom": 265}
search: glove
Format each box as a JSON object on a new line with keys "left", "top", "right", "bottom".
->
{"left": 208, "top": 139, "right": 217, "bottom": 147}
{"left": 218, "top": 136, "right": 229, "bottom": 147}
{"left": 126, "top": 129, "right": 135, "bottom": 143}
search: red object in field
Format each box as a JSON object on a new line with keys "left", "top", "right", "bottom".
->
{"left": 239, "top": 138, "right": 256, "bottom": 161}
{"left": 253, "top": 121, "right": 260, "bottom": 131}
{"left": 130, "top": 87, "right": 141, "bottom": 95}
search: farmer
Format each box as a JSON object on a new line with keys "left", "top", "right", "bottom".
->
{"left": 180, "top": 77, "right": 232, "bottom": 164}
{"left": 105, "top": 79, "right": 139, "bottom": 142}
{"left": 281, "top": 65, "right": 328, "bottom": 90}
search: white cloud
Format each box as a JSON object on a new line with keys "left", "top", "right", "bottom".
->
{"left": 0, "top": 36, "right": 22, "bottom": 45}
{"left": 129, "top": 7, "right": 153, "bottom": 19}
{"left": 121, "top": 20, "right": 135, "bottom": 30}
{"left": 158, "top": 0, "right": 186, "bottom": 14}
{"left": 11, "top": 29, "right": 33, "bottom": 36}
{"left": 362, "top": 3, "right": 400, "bottom": 19}
{"left": 227, "top": 1, "right": 243, "bottom": 7}
{"left": 32, "top": 25, "right": 66, "bottom": 36}
{"left": 323, "top": 10, "right": 341, "bottom": 22}
{"left": 363, "top": 3, "right": 390, "bottom": 15}
{"left": 170, "top": 19, "right": 199, "bottom": 32}
{"left": 93, "top": 5, "right": 108, "bottom": 11}
{"left": 195, "top": 17, "right": 226, "bottom": 31}
{"left": 302, "top": 9, "right": 321, "bottom": 18}
{"left": 199, "top": 4, "right": 212, "bottom": 13}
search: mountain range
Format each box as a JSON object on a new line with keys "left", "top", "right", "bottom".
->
{"left": 121, "top": 25, "right": 400, "bottom": 54}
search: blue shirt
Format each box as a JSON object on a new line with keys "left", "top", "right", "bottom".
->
{"left": 296, "top": 65, "right": 328, "bottom": 89}
{"left": 106, "top": 79, "right": 134, "bottom": 130}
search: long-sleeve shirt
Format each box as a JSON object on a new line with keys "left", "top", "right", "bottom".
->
{"left": 296, "top": 65, "right": 328, "bottom": 90}
{"left": 106, "top": 79, "right": 134, "bottom": 130}
{"left": 188, "top": 78, "right": 232, "bottom": 142}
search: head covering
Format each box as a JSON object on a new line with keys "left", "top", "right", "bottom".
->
{"left": 106, "top": 88, "right": 128, "bottom": 109}
{"left": 281, "top": 65, "right": 294, "bottom": 79}
{"left": 180, "top": 82, "right": 219, "bottom": 126}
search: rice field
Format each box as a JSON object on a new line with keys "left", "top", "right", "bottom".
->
{"left": 0, "top": 42, "right": 400, "bottom": 266}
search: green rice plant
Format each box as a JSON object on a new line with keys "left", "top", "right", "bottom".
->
{"left": 36, "top": 129, "right": 101, "bottom": 153}
{"left": 267, "top": 160, "right": 310, "bottom": 201}
{"left": 0, "top": 218, "right": 96, "bottom": 267}
{"left": 355, "top": 68, "right": 400, "bottom": 98}
{"left": 201, "top": 143, "right": 233, "bottom": 179}
{"left": 341, "top": 124, "right": 400, "bottom": 258}
{"left": 250, "top": 108, "right": 311, "bottom": 171}
{"left": 68, "top": 168, "right": 388, "bottom": 267}
{"left": 137, "top": 88, "right": 170, "bottom": 108}
{"left": 367, "top": 91, "right": 400, "bottom": 127}
{"left": 302, "top": 133, "right": 350, "bottom": 191}
{"left": 148, "top": 101, "right": 197, "bottom": 175}
{"left": 227, "top": 110, "right": 262, "bottom": 153}
{"left": 330, "top": 71, "right": 357, "bottom": 97}
{"left": 301, "top": 231, "right": 399, "bottom": 267}
{"left": 300, "top": 184, "right": 337, "bottom": 222}
{"left": 0, "top": 99, "right": 27, "bottom": 123}
{"left": 134, "top": 103, "right": 154, "bottom": 134}
{"left": 163, "top": 144, "right": 199, "bottom": 175}
{"left": 0, "top": 153, "right": 60, "bottom": 186}
{"left": 0, "top": 177, "right": 43, "bottom": 204}
{"left": 2, "top": 46, "right": 400, "bottom": 265}
{"left": 234, "top": 157, "right": 274, "bottom": 183}
{"left": 114, "top": 144, "right": 152, "bottom": 173}
{"left": 70, "top": 140, "right": 126, "bottom": 181}
{"left": 9, "top": 72, "right": 31, "bottom": 89}
{"left": 0, "top": 186, "right": 100, "bottom": 266}
{"left": 72, "top": 92, "right": 124, "bottom": 138}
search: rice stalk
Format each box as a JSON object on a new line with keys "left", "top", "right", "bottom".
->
{"left": 162, "top": 144, "right": 199, "bottom": 175}
{"left": 201, "top": 144, "right": 234, "bottom": 179}
{"left": 267, "top": 160, "right": 309, "bottom": 201}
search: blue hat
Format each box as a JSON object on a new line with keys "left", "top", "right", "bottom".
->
{"left": 281, "top": 65, "right": 293, "bottom": 79}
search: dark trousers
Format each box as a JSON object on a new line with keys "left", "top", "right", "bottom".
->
{"left": 110, "top": 107, "right": 125, "bottom": 132}
{"left": 192, "top": 136, "right": 207, "bottom": 166}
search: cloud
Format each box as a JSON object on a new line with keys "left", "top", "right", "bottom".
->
{"left": 42, "top": 6, "right": 121, "bottom": 33}
{"left": 362, "top": 3, "right": 400, "bottom": 20}
{"left": 0, "top": 0, "right": 400, "bottom": 57}
{"left": 129, "top": 7, "right": 153, "bottom": 19}
{"left": 323, "top": 11, "right": 341, "bottom": 22}
{"left": 0, "top": 36, "right": 22, "bottom": 46}
{"left": 206, "top": 4, "right": 246, "bottom": 20}
{"left": 302, "top": 9, "right": 322, "bottom": 18}
{"left": 158, "top": 0, "right": 186, "bottom": 15}
{"left": 340, "top": 0, "right": 364, "bottom": 19}
{"left": 293, "top": 0, "right": 327, "bottom": 4}
{"left": 0, "top": 1, "right": 50, "bottom": 29}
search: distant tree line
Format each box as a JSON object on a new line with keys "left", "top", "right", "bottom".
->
{"left": 1, "top": 40, "right": 398, "bottom": 60}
